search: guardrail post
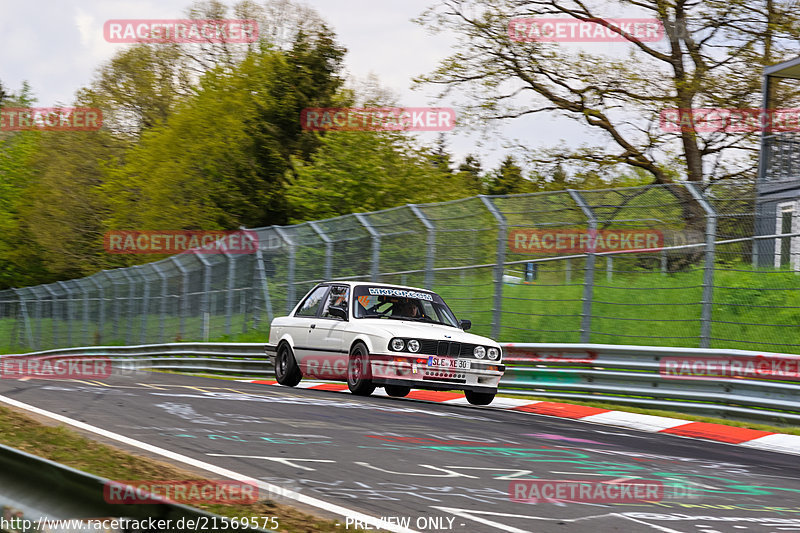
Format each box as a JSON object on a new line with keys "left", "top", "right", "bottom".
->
{"left": 224, "top": 252, "right": 235, "bottom": 336}
{"left": 56, "top": 281, "right": 73, "bottom": 347}
{"left": 171, "top": 257, "right": 189, "bottom": 341}
{"left": 273, "top": 226, "right": 295, "bottom": 312}
{"left": 408, "top": 204, "right": 436, "bottom": 290}
{"left": 355, "top": 213, "right": 381, "bottom": 282}
{"left": 308, "top": 221, "right": 333, "bottom": 281}
{"left": 88, "top": 274, "right": 104, "bottom": 344}
{"left": 195, "top": 254, "right": 213, "bottom": 342}
{"left": 686, "top": 182, "right": 717, "bottom": 348}
{"left": 118, "top": 270, "right": 136, "bottom": 345}
{"left": 568, "top": 189, "right": 597, "bottom": 343}
{"left": 479, "top": 196, "right": 507, "bottom": 339}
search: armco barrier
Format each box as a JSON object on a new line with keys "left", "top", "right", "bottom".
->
{"left": 0, "top": 442, "right": 252, "bottom": 533}
{"left": 2, "top": 342, "right": 800, "bottom": 424}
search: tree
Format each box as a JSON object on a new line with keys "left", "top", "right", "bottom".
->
{"left": 414, "top": 0, "right": 800, "bottom": 185}
{"left": 286, "top": 131, "right": 465, "bottom": 222}
{"left": 487, "top": 155, "right": 528, "bottom": 195}
{"left": 456, "top": 153, "right": 485, "bottom": 193}
{"left": 429, "top": 133, "right": 455, "bottom": 174}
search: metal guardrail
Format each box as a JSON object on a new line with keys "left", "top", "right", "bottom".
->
{"left": 0, "top": 442, "right": 246, "bottom": 533}
{"left": 3, "top": 342, "right": 800, "bottom": 424}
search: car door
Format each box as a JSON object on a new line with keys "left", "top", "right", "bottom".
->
{"left": 290, "top": 285, "right": 330, "bottom": 369}
{"left": 304, "top": 284, "right": 350, "bottom": 380}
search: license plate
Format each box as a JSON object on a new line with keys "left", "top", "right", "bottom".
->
{"left": 427, "top": 356, "right": 471, "bottom": 370}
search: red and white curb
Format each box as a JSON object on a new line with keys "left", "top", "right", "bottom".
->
{"left": 244, "top": 379, "right": 800, "bottom": 456}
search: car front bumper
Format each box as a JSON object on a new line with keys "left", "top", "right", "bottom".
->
{"left": 368, "top": 353, "right": 504, "bottom": 391}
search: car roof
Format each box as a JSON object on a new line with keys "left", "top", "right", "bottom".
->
{"left": 322, "top": 280, "right": 434, "bottom": 292}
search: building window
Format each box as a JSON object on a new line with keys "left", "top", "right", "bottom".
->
{"left": 775, "top": 202, "right": 797, "bottom": 270}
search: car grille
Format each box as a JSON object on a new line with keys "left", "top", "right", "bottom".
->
{"left": 418, "top": 340, "right": 480, "bottom": 358}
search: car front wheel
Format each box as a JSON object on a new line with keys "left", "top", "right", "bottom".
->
{"left": 465, "top": 390, "right": 495, "bottom": 405}
{"left": 275, "top": 343, "right": 302, "bottom": 387}
{"left": 347, "top": 343, "right": 376, "bottom": 396}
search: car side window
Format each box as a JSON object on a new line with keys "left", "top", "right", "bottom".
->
{"left": 295, "top": 286, "right": 329, "bottom": 317}
{"left": 321, "top": 285, "right": 350, "bottom": 319}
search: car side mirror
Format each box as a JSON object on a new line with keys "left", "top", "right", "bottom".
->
{"left": 329, "top": 305, "right": 348, "bottom": 320}
{"left": 459, "top": 319, "right": 471, "bottom": 331}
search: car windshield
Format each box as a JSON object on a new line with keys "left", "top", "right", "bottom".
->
{"left": 352, "top": 285, "right": 459, "bottom": 327}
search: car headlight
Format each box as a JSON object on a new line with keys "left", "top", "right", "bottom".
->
{"left": 473, "top": 346, "right": 486, "bottom": 359}
{"left": 408, "top": 339, "right": 420, "bottom": 352}
{"left": 391, "top": 338, "right": 405, "bottom": 351}
{"left": 487, "top": 347, "right": 500, "bottom": 360}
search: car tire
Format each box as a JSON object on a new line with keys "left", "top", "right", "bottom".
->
{"left": 275, "top": 343, "right": 302, "bottom": 387}
{"left": 465, "top": 390, "right": 495, "bottom": 405}
{"left": 384, "top": 385, "right": 411, "bottom": 398}
{"left": 347, "top": 342, "right": 376, "bottom": 396}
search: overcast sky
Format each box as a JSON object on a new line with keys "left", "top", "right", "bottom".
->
{"left": 0, "top": 0, "right": 595, "bottom": 171}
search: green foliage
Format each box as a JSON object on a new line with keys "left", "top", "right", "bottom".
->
{"left": 487, "top": 155, "right": 527, "bottom": 195}
{"left": 286, "top": 131, "right": 466, "bottom": 222}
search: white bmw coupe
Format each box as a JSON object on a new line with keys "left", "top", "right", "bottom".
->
{"left": 265, "top": 281, "right": 505, "bottom": 405}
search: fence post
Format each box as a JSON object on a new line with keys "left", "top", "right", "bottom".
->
{"left": 42, "top": 284, "right": 59, "bottom": 348}
{"left": 245, "top": 231, "right": 273, "bottom": 328}
{"left": 88, "top": 274, "right": 105, "bottom": 344}
{"left": 309, "top": 221, "right": 333, "bottom": 281}
{"left": 568, "top": 189, "right": 597, "bottom": 343}
{"left": 686, "top": 182, "right": 717, "bottom": 348}
{"left": 170, "top": 257, "right": 189, "bottom": 341}
{"left": 355, "top": 213, "right": 381, "bottom": 282}
{"left": 151, "top": 263, "right": 167, "bottom": 343}
{"left": 79, "top": 280, "right": 90, "bottom": 346}
{"left": 103, "top": 272, "right": 120, "bottom": 342}
{"left": 56, "top": 281, "right": 73, "bottom": 347}
{"left": 273, "top": 226, "right": 295, "bottom": 312}
{"left": 11, "top": 289, "right": 34, "bottom": 349}
{"left": 118, "top": 270, "right": 136, "bottom": 345}
{"left": 134, "top": 265, "right": 150, "bottom": 344}
{"left": 224, "top": 252, "right": 235, "bottom": 336}
{"left": 195, "top": 254, "right": 213, "bottom": 342}
{"left": 479, "top": 196, "right": 506, "bottom": 340}
{"left": 408, "top": 204, "right": 436, "bottom": 290}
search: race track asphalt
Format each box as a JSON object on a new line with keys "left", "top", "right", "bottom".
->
{"left": 1, "top": 369, "right": 800, "bottom": 533}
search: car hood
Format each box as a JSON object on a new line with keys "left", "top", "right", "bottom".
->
{"left": 353, "top": 319, "right": 499, "bottom": 346}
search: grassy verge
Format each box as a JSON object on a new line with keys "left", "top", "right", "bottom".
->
{"left": 0, "top": 404, "right": 366, "bottom": 532}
